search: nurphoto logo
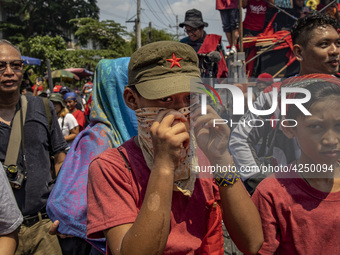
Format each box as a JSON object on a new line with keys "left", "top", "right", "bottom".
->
{"left": 192, "top": 78, "right": 312, "bottom": 128}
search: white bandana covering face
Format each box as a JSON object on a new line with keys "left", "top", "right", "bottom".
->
{"left": 135, "top": 106, "right": 199, "bottom": 197}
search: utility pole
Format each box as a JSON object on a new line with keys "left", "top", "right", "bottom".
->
{"left": 136, "top": 0, "right": 141, "bottom": 49}
{"left": 148, "top": 22, "right": 152, "bottom": 42}
{"left": 176, "top": 15, "right": 179, "bottom": 41}
{"left": 169, "top": 15, "right": 179, "bottom": 40}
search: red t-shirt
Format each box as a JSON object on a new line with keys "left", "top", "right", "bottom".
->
{"left": 87, "top": 138, "right": 223, "bottom": 255}
{"left": 252, "top": 169, "right": 340, "bottom": 254}
{"left": 72, "top": 109, "right": 85, "bottom": 131}
{"left": 216, "top": 0, "right": 238, "bottom": 10}
{"left": 243, "top": 0, "right": 268, "bottom": 32}
{"left": 32, "top": 84, "right": 43, "bottom": 95}
{"left": 84, "top": 95, "right": 92, "bottom": 116}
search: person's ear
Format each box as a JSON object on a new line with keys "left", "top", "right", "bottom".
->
{"left": 281, "top": 123, "right": 296, "bottom": 139}
{"left": 124, "top": 87, "right": 139, "bottom": 110}
{"left": 293, "top": 44, "right": 303, "bottom": 62}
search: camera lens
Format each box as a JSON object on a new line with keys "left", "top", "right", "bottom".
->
{"left": 7, "top": 165, "right": 18, "bottom": 179}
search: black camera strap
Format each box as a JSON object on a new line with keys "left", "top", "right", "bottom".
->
{"left": 4, "top": 95, "right": 28, "bottom": 167}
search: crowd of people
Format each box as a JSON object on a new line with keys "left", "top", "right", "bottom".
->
{"left": 215, "top": 0, "right": 339, "bottom": 55}
{"left": 0, "top": 10, "right": 340, "bottom": 255}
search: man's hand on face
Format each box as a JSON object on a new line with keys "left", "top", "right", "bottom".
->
{"left": 191, "top": 105, "right": 231, "bottom": 165}
{"left": 150, "top": 109, "right": 190, "bottom": 172}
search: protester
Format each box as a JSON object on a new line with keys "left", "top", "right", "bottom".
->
{"left": 242, "top": 0, "right": 275, "bottom": 36}
{"left": 37, "top": 90, "right": 48, "bottom": 97}
{"left": 255, "top": 72, "right": 274, "bottom": 95}
{"left": 216, "top": 0, "right": 240, "bottom": 55}
{"left": 83, "top": 78, "right": 93, "bottom": 94}
{"left": 179, "top": 9, "right": 228, "bottom": 78}
{"left": 60, "top": 86, "right": 84, "bottom": 111}
{"left": 84, "top": 93, "right": 92, "bottom": 126}
{"left": 82, "top": 79, "right": 93, "bottom": 108}
{"left": 21, "top": 76, "right": 33, "bottom": 96}
{"left": 32, "top": 77, "right": 43, "bottom": 96}
{"left": 53, "top": 84, "right": 62, "bottom": 93}
{"left": 317, "top": 0, "right": 340, "bottom": 23}
{"left": 64, "top": 91, "right": 86, "bottom": 132}
{"left": 47, "top": 57, "right": 138, "bottom": 254}
{"left": 0, "top": 39, "right": 67, "bottom": 254}
{"left": 59, "top": 86, "right": 71, "bottom": 95}
{"left": 179, "top": 9, "right": 209, "bottom": 52}
{"left": 0, "top": 163, "right": 23, "bottom": 255}
{"left": 86, "top": 41, "right": 263, "bottom": 255}
{"left": 252, "top": 79, "right": 340, "bottom": 254}
{"left": 229, "top": 13, "right": 340, "bottom": 194}
{"left": 49, "top": 93, "right": 79, "bottom": 147}
{"left": 275, "top": 0, "right": 311, "bottom": 31}
{"left": 20, "top": 83, "right": 33, "bottom": 96}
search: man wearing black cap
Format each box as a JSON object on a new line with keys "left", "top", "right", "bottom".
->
{"left": 179, "top": 9, "right": 209, "bottom": 52}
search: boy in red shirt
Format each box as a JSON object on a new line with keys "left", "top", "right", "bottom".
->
{"left": 86, "top": 41, "right": 263, "bottom": 255}
{"left": 64, "top": 92, "right": 85, "bottom": 131}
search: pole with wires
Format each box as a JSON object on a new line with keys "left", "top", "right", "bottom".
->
{"left": 136, "top": 0, "right": 142, "bottom": 49}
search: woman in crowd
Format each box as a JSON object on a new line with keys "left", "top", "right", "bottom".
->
{"left": 49, "top": 93, "right": 79, "bottom": 147}
{"left": 47, "top": 58, "right": 138, "bottom": 254}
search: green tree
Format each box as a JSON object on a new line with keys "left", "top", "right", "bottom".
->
{"left": 129, "top": 27, "right": 176, "bottom": 52}
{"left": 0, "top": 0, "right": 99, "bottom": 44}
{"left": 63, "top": 49, "right": 123, "bottom": 71}
{"left": 20, "top": 35, "right": 67, "bottom": 75}
{"left": 70, "top": 17, "right": 132, "bottom": 56}
{"left": 19, "top": 35, "right": 123, "bottom": 77}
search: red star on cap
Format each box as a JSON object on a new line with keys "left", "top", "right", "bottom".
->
{"left": 166, "top": 53, "right": 183, "bottom": 69}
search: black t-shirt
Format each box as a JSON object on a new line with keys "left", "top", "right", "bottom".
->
{"left": 0, "top": 95, "right": 67, "bottom": 216}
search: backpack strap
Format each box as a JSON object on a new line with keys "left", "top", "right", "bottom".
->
{"left": 42, "top": 97, "right": 52, "bottom": 131}
{"left": 5, "top": 95, "right": 27, "bottom": 166}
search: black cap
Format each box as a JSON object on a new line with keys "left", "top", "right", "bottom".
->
{"left": 179, "top": 9, "right": 208, "bottom": 28}
{"left": 59, "top": 86, "right": 71, "bottom": 94}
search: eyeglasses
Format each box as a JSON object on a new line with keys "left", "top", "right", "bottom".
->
{"left": 0, "top": 60, "right": 24, "bottom": 73}
{"left": 184, "top": 28, "right": 199, "bottom": 34}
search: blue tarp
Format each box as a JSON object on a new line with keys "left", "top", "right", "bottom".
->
{"left": 22, "top": 56, "right": 41, "bottom": 66}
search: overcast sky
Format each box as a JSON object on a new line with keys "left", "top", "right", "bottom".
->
{"left": 96, "top": 0, "right": 231, "bottom": 45}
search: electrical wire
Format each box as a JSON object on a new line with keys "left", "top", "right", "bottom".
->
{"left": 154, "top": 0, "right": 174, "bottom": 25}
{"left": 165, "top": 0, "right": 176, "bottom": 17}
{"left": 143, "top": 0, "right": 169, "bottom": 27}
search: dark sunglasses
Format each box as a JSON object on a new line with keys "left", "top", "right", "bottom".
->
{"left": 0, "top": 60, "right": 24, "bottom": 72}
{"left": 184, "top": 28, "right": 199, "bottom": 34}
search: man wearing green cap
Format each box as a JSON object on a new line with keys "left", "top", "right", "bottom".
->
{"left": 86, "top": 41, "right": 263, "bottom": 255}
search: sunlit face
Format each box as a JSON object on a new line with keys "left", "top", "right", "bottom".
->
{"left": 291, "top": 97, "right": 340, "bottom": 166}
{"left": 185, "top": 25, "right": 204, "bottom": 42}
{"left": 0, "top": 44, "right": 23, "bottom": 94}
{"left": 299, "top": 25, "right": 340, "bottom": 75}
{"left": 65, "top": 99, "right": 77, "bottom": 112}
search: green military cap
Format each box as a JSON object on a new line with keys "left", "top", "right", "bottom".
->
{"left": 49, "top": 93, "right": 65, "bottom": 108}
{"left": 128, "top": 41, "right": 203, "bottom": 100}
